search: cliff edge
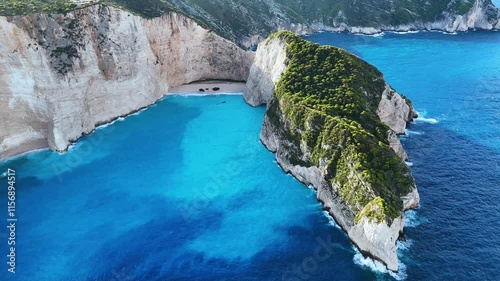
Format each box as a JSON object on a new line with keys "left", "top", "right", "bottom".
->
{"left": 167, "top": 0, "right": 500, "bottom": 47}
{"left": 2, "top": 1, "right": 497, "bottom": 49}
{"left": 245, "top": 31, "right": 420, "bottom": 271}
{"left": 0, "top": 4, "right": 254, "bottom": 160}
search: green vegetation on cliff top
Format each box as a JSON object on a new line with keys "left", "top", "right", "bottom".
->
{"left": 267, "top": 31, "right": 414, "bottom": 223}
{"left": 0, "top": 0, "right": 180, "bottom": 17}
{"left": 1, "top": 0, "right": 495, "bottom": 48}
{"left": 0, "top": 0, "right": 79, "bottom": 15}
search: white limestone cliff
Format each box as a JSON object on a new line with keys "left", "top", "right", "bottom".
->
{"left": 245, "top": 36, "right": 420, "bottom": 272}
{"left": 0, "top": 4, "right": 254, "bottom": 160}
{"left": 244, "top": 38, "right": 287, "bottom": 107}
{"left": 307, "top": 0, "right": 500, "bottom": 36}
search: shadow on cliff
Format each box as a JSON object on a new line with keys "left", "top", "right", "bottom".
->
{"left": 243, "top": 61, "right": 277, "bottom": 107}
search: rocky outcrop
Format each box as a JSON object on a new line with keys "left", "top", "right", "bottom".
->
{"left": 378, "top": 86, "right": 418, "bottom": 161}
{"left": 166, "top": 0, "right": 500, "bottom": 48}
{"left": 315, "top": 0, "right": 500, "bottom": 35}
{"left": 0, "top": 4, "right": 254, "bottom": 160}
{"left": 245, "top": 32, "right": 419, "bottom": 272}
{"left": 243, "top": 38, "right": 287, "bottom": 106}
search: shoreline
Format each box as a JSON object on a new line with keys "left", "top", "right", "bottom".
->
{"left": 304, "top": 27, "right": 499, "bottom": 39}
{"left": 168, "top": 81, "right": 246, "bottom": 95}
{"left": 0, "top": 81, "right": 247, "bottom": 163}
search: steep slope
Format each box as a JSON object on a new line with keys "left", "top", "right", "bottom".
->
{"left": 169, "top": 0, "right": 500, "bottom": 47}
{"left": 2, "top": 1, "right": 498, "bottom": 48}
{"left": 0, "top": 4, "right": 253, "bottom": 160}
{"left": 245, "top": 31, "right": 419, "bottom": 271}
{"left": 0, "top": 1, "right": 423, "bottom": 273}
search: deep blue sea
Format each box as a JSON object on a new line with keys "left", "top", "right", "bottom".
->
{"left": 1, "top": 30, "right": 500, "bottom": 281}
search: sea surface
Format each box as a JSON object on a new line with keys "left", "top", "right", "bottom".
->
{"left": 306, "top": 30, "right": 500, "bottom": 280}
{"left": 1, "top": 31, "right": 500, "bottom": 281}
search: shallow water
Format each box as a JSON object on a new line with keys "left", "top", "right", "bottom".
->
{"left": 0, "top": 95, "right": 381, "bottom": 280}
{"left": 1, "top": 30, "right": 500, "bottom": 281}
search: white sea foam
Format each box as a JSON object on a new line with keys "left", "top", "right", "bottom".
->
{"left": 130, "top": 107, "right": 150, "bottom": 116}
{"left": 405, "top": 129, "right": 424, "bottom": 136}
{"left": 63, "top": 142, "right": 79, "bottom": 154}
{"left": 415, "top": 116, "right": 439, "bottom": 124}
{"left": 404, "top": 210, "right": 428, "bottom": 228}
{"left": 1, "top": 147, "right": 50, "bottom": 163}
{"left": 389, "top": 30, "right": 420, "bottom": 34}
{"left": 94, "top": 93, "right": 240, "bottom": 133}
{"left": 323, "top": 210, "right": 341, "bottom": 229}
{"left": 352, "top": 247, "right": 408, "bottom": 280}
{"left": 413, "top": 111, "right": 439, "bottom": 124}
{"left": 352, "top": 231, "right": 415, "bottom": 279}
{"left": 397, "top": 239, "right": 413, "bottom": 252}
{"left": 428, "top": 30, "right": 458, "bottom": 35}
{"left": 405, "top": 161, "right": 414, "bottom": 167}
{"left": 95, "top": 116, "right": 128, "bottom": 131}
{"left": 353, "top": 32, "right": 385, "bottom": 37}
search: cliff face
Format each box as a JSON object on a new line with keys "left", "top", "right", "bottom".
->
{"left": 245, "top": 32, "right": 419, "bottom": 272}
{"left": 243, "top": 38, "right": 287, "bottom": 107}
{"left": 0, "top": 4, "right": 254, "bottom": 160}
{"left": 165, "top": 0, "right": 500, "bottom": 47}
{"left": 2, "top": 1, "right": 497, "bottom": 49}
{"left": 318, "top": 0, "right": 500, "bottom": 35}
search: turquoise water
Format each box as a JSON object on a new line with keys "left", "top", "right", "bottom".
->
{"left": 1, "top": 30, "right": 500, "bottom": 281}
{"left": 306, "top": 30, "right": 500, "bottom": 280}
{"left": 1, "top": 95, "right": 378, "bottom": 280}
{"left": 307, "top": 31, "right": 500, "bottom": 151}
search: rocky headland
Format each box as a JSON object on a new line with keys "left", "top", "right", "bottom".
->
{"left": 1, "top": 1, "right": 424, "bottom": 273}
{"left": 167, "top": 0, "right": 500, "bottom": 48}
{"left": 245, "top": 31, "right": 419, "bottom": 271}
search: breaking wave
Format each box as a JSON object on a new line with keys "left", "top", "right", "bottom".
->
{"left": 323, "top": 210, "right": 341, "bottom": 229}
{"left": 405, "top": 129, "right": 424, "bottom": 136}
{"left": 353, "top": 247, "right": 408, "bottom": 280}
{"left": 414, "top": 111, "right": 439, "bottom": 124}
{"left": 415, "top": 116, "right": 439, "bottom": 124}
{"left": 404, "top": 210, "right": 428, "bottom": 228}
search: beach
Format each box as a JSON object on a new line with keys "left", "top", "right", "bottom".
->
{"left": 168, "top": 81, "right": 247, "bottom": 94}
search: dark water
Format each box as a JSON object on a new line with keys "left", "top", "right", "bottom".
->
{"left": 0, "top": 95, "right": 386, "bottom": 281}
{"left": 1, "top": 30, "right": 499, "bottom": 281}
{"left": 306, "top": 30, "right": 500, "bottom": 280}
